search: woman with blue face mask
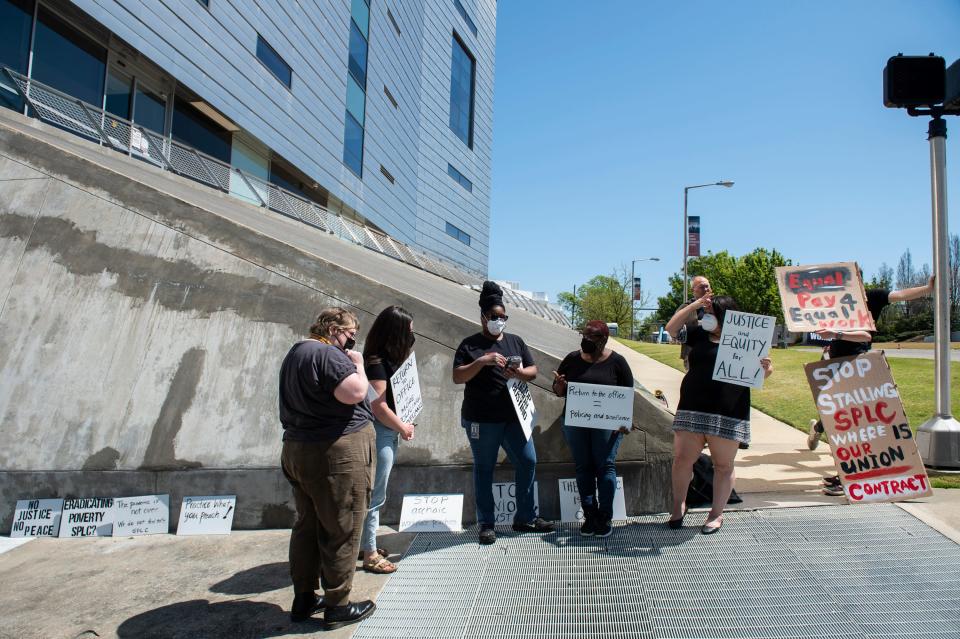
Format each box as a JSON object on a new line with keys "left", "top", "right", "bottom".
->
{"left": 664, "top": 294, "right": 773, "bottom": 534}
{"left": 452, "top": 281, "right": 555, "bottom": 544}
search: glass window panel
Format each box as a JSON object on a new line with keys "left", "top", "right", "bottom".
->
{"left": 134, "top": 85, "right": 166, "bottom": 134}
{"left": 449, "top": 36, "right": 475, "bottom": 147}
{"left": 445, "top": 222, "right": 458, "bottom": 239}
{"left": 346, "top": 74, "right": 365, "bottom": 126}
{"left": 32, "top": 6, "right": 106, "bottom": 106}
{"left": 453, "top": 0, "right": 478, "bottom": 38}
{"left": 0, "top": 0, "right": 33, "bottom": 75}
{"left": 256, "top": 35, "right": 292, "bottom": 88}
{"left": 343, "top": 111, "right": 364, "bottom": 176}
{"left": 172, "top": 97, "right": 231, "bottom": 163}
{"left": 348, "top": 20, "right": 368, "bottom": 87}
{"left": 105, "top": 69, "right": 132, "bottom": 120}
{"left": 351, "top": 0, "right": 369, "bottom": 38}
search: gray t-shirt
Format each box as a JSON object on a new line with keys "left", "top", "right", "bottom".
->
{"left": 279, "top": 340, "right": 373, "bottom": 441}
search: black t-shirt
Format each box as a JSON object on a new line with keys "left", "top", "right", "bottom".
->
{"left": 366, "top": 356, "right": 398, "bottom": 413}
{"left": 279, "top": 340, "right": 373, "bottom": 441}
{"left": 677, "top": 325, "right": 750, "bottom": 420}
{"left": 453, "top": 332, "right": 535, "bottom": 422}
{"left": 829, "top": 288, "right": 890, "bottom": 358}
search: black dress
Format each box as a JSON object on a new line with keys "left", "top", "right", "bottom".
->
{"left": 673, "top": 325, "right": 751, "bottom": 444}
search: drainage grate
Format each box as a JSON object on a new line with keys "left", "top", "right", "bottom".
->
{"left": 354, "top": 505, "right": 960, "bottom": 638}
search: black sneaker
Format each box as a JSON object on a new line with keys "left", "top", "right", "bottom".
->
{"left": 290, "top": 591, "right": 325, "bottom": 623}
{"left": 594, "top": 519, "right": 613, "bottom": 538}
{"left": 579, "top": 516, "right": 596, "bottom": 536}
{"left": 478, "top": 525, "right": 496, "bottom": 545}
{"left": 512, "top": 517, "right": 555, "bottom": 533}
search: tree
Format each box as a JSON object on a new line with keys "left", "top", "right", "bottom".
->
{"left": 559, "top": 265, "right": 651, "bottom": 334}
{"left": 867, "top": 263, "right": 894, "bottom": 290}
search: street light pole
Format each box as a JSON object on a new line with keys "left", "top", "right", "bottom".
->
{"left": 682, "top": 181, "right": 734, "bottom": 303}
{"left": 630, "top": 257, "right": 660, "bottom": 339}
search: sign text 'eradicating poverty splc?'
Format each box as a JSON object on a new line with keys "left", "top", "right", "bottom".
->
{"left": 805, "top": 351, "right": 932, "bottom": 504}
{"left": 776, "top": 261, "right": 875, "bottom": 333}
{"left": 712, "top": 310, "right": 775, "bottom": 389}
{"left": 564, "top": 382, "right": 633, "bottom": 431}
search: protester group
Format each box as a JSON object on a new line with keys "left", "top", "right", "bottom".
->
{"left": 278, "top": 267, "right": 936, "bottom": 628}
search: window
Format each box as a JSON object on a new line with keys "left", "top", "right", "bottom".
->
{"left": 134, "top": 84, "right": 166, "bottom": 134}
{"left": 346, "top": 75, "right": 365, "bottom": 125}
{"left": 172, "top": 97, "right": 231, "bottom": 163}
{"left": 447, "top": 163, "right": 472, "bottom": 192}
{"left": 196, "top": 0, "right": 209, "bottom": 6}
{"left": 343, "top": 111, "right": 364, "bottom": 176}
{"left": 0, "top": 0, "right": 34, "bottom": 111}
{"left": 449, "top": 34, "right": 475, "bottom": 148}
{"left": 452, "top": 0, "right": 477, "bottom": 38}
{"left": 351, "top": 0, "right": 369, "bottom": 36}
{"left": 387, "top": 8, "right": 401, "bottom": 36}
{"left": 347, "top": 20, "right": 368, "bottom": 86}
{"left": 32, "top": 5, "right": 106, "bottom": 107}
{"left": 256, "top": 35, "right": 292, "bottom": 89}
{"left": 383, "top": 85, "right": 398, "bottom": 109}
{"left": 445, "top": 221, "right": 471, "bottom": 246}
{"left": 379, "top": 164, "right": 395, "bottom": 183}
{"left": 342, "top": 0, "right": 370, "bottom": 177}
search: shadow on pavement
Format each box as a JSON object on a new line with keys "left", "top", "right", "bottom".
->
{"left": 209, "top": 561, "right": 289, "bottom": 595}
{"left": 117, "top": 599, "right": 316, "bottom": 639}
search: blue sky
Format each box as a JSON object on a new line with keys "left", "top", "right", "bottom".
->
{"left": 488, "top": 1, "right": 960, "bottom": 310}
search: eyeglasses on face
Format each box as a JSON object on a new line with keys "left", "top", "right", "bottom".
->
{"left": 486, "top": 314, "right": 508, "bottom": 321}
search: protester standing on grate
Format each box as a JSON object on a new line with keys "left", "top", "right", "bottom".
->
{"left": 453, "top": 281, "right": 555, "bottom": 544}
{"left": 279, "top": 308, "right": 377, "bottom": 629}
{"left": 664, "top": 295, "right": 773, "bottom": 534}
{"left": 359, "top": 305, "right": 417, "bottom": 573}
{"left": 552, "top": 320, "right": 634, "bottom": 538}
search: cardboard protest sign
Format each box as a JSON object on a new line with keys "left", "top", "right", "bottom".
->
{"left": 59, "top": 498, "right": 115, "bottom": 538}
{"left": 558, "top": 477, "right": 627, "bottom": 522}
{"left": 492, "top": 481, "right": 540, "bottom": 524}
{"left": 10, "top": 498, "right": 63, "bottom": 538}
{"left": 564, "top": 382, "right": 633, "bottom": 431}
{"left": 507, "top": 378, "right": 536, "bottom": 440}
{"left": 776, "top": 262, "right": 875, "bottom": 332}
{"left": 176, "top": 496, "right": 236, "bottom": 535}
{"left": 712, "top": 311, "right": 775, "bottom": 389}
{"left": 389, "top": 352, "right": 423, "bottom": 423}
{"left": 805, "top": 351, "right": 932, "bottom": 503}
{"left": 398, "top": 494, "right": 463, "bottom": 532}
{"left": 114, "top": 495, "right": 170, "bottom": 536}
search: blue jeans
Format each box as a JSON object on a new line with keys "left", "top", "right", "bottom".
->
{"left": 360, "top": 421, "right": 398, "bottom": 552}
{"left": 462, "top": 418, "right": 537, "bottom": 526}
{"left": 561, "top": 425, "right": 623, "bottom": 521}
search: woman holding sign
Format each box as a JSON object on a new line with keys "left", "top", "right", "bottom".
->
{"left": 665, "top": 295, "right": 773, "bottom": 533}
{"left": 552, "top": 320, "right": 634, "bottom": 538}
{"left": 453, "top": 281, "right": 555, "bottom": 545}
{"left": 360, "top": 306, "right": 417, "bottom": 573}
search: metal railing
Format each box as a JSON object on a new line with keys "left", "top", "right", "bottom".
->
{"left": 2, "top": 68, "right": 571, "bottom": 328}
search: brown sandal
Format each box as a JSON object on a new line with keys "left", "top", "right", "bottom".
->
{"left": 358, "top": 547, "right": 388, "bottom": 560}
{"left": 363, "top": 553, "right": 397, "bottom": 574}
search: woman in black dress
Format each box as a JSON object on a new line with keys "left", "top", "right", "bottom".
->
{"left": 664, "top": 295, "right": 773, "bottom": 533}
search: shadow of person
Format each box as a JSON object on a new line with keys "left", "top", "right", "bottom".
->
{"left": 209, "top": 562, "right": 289, "bottom": 595}
{"left": 117, "top": 599, "right": 317, "bottom": 639}
{"left": 537, "top": 519, "right": 702, "bottom": 558}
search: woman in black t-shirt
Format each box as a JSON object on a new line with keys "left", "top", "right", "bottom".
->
{"left": 452, "top": 281, "right": 554, "bottom": 544}
{"left": 552, "top": 320, "right": 634, "bottom": 538}
{"left": 665, "top": 295, "right": 773, "bottom": 534}
{"left": 360, "top": 306, "right": 417, "bottom": 573}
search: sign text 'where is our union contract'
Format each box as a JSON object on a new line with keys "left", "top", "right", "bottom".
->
{"left": 776, "top": 262, "right": 876, "bottom": 332}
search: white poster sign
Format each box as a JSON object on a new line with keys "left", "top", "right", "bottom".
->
{"left": 564, "top": 382, "right": 633, "bottom": 431}
{"left": 390, "top": 352, "right": 423, "bottom": 423}
{"left": 507, "top": 378, "right": 536, "bottom": 440}
{"left": 114, "top": 495, "right": 170, "bottom": 536}
{"left": 176, "top": 496, "right": 236, "bottom": 536}
{"left": 59, "top": 498, "right": 115, "bottom": 538}
{"left": 712, "top": 310, "right": 775, "bottom": 389}
{"left": 492, "top": 481, "right": 540, "bottom": 524}
{"left": 10, "top": 498, "right": 63, "bottom": 538}
{"left": 558, "top": 477, "right": 627, "bottom": 523}
{"left": 398, "top": 494, "right": 463, "bottom": 532}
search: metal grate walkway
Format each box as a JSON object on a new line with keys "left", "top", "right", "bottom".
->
{"left": 355, "top": 505, "right": 960, "bottom": 639}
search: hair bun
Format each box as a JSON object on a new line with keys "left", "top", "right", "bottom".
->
{"left": 479, "top": 280, "right": 504, "bottom": 312}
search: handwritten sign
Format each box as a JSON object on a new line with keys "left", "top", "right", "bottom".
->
{"left": 114, "top": 495, "right": 170, "bottom": 536}
{"left": 558, "top": 477, "right": 627, "bottom": 523}
{"left": 390, "top": 352, "right": 423, "bottom": 423}
{"left": 59, "top": 498, "right": 115, "bottom": 538}
{"left": 176, "top": 496, "right": 236, "bottom": 535}
{"left": 507, "top": 378, "right": 537, "bottom": 440}
{"left": 492, "top": 482, "right": 540, "bottom": 524}
{"left": 564, "top": 382, "right": 633, "bottom": 431}
{"left": 398, "top": 494, "right": 463, "bottom": 532}
{"left": 776, "top": 262, "right": 875, "bottom": 332}
{"left": 10, "top": 498, "right": 63, "bottom": 538}
{"left": 712, "top": 311, "right": 775, "bottom": 388}
{"left": 805, "top": 351, "right": 932, "bottom": 503}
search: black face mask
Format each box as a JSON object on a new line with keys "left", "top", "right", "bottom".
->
{"left": 343, "top": 337, "right": 356, "bottom": 351}
{"left": 581, "top": 338, "right": 599, "bottom": 354}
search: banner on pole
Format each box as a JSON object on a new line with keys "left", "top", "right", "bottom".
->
{"left": 687, "top": 216, "right": 701, "bottom": 257}
{"left": 632, "top": 277, "right": 643, "bottom": 301}
{"left": 775, "top": 261, "right": 875, "bottom": 332}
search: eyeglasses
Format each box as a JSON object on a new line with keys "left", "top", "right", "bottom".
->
{"left": 487, "top": 314, "right": 509, "bottom": 321}
{"left": 580, "top": 333, "right": 605, "bottom": 342}
{"left": 341, "top": 328, "right": 357, "bottom": 339}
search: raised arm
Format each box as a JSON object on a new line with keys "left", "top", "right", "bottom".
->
{"left": 889, "top": 276, "right": 935, "bottom": 303}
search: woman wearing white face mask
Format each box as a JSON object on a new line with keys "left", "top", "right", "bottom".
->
{"left": 664, "top": 295, "right": 773, "bottom": 534}
{"left": 452, "top": 281, "right": 554, "bottom": 545}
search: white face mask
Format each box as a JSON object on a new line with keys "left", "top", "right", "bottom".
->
{"left": 699, "top": 314, "right": 718, "bottom": 332}
{"left": 486, "top": 317, "right": 507, "bottom": 336}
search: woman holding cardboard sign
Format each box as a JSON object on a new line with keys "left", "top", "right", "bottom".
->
{"left": 552, "top": 320, "right": 634, "bottom": 538}
{"left": 359, "top": 306, "right": 417, "bottom": 573}
{"left": 665, "top": 295, "right": 773, "bottom": 534}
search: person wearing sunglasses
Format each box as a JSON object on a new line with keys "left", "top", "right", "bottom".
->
{"left": 453, "top": 281, "right": 555, "bottom": 544}
{"left": 278, "top": 307, "right": 376, "bottom": 629}
{"left": 552, "top": 320, "right": 634, "bottom": 538}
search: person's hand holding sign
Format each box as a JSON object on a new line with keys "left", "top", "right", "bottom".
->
{"left": 552, "top": 371, "right": 567, "bottom": 396}
{"left": 760, "top": 357, "right": 774, "bottom": 379}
